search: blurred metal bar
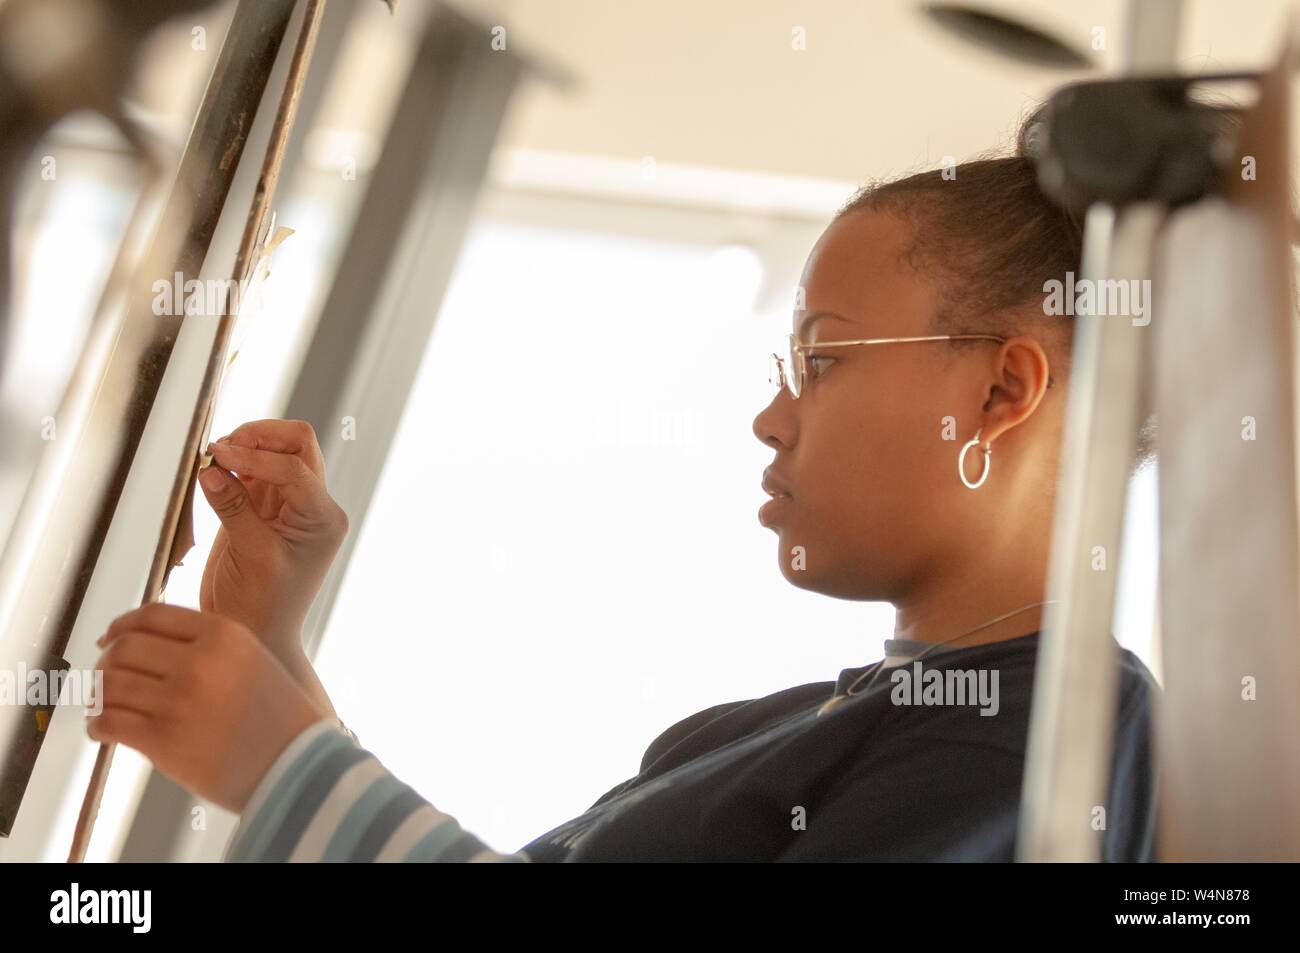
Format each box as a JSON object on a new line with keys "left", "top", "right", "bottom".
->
{"left": 285, "top": 2, "right": 526, "bottom": 661}
{"left": 1152, "top": 52, "right": 1300, "bottom": 860}
{"left": 0, "top": 0, "right": 299, "bottom": 839}
{"left": 1017, "top": 0, "right": 1183, "bottom": 861}
{"left": 1018, "top": 203, "right": 1163, "bottom": 860}
{"left": 1124, "top": 0, "right": 1183, "bottom": 74}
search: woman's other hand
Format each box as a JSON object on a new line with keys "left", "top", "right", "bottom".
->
{"left": 90, "top": 604, "right": 328, "bottom": 814}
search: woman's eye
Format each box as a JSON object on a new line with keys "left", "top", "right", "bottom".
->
{"left": 809, "top": 356, "right": 835, "bottom": 377}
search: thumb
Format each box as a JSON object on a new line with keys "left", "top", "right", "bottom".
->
{"left": 198, "top": 464, "right": 267, "bottom": 540}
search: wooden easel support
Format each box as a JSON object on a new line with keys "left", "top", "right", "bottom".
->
{"left": 66, "top": 0, "right": 330, "bottom": 862}
{"left": 0, "top": 0, "right": 302, "bottom": 844}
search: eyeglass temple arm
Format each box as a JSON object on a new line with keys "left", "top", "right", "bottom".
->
{"left": 790, "top": 334, "right": 1008, "bottom": 352}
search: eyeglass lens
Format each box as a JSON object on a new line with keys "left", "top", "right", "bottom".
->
{"left": 786, "top": 335, "right": 801, "bottom": 397}
{"left": 769, "top": 339, "right": 804, "bottom": 398}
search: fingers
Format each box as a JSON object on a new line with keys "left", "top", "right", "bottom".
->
{"left": 98, "top": 627, "right": 189, "bottom": 675}
{"left": 197, "top": 461, "right": 272, "bottom": 541}
{"left": 206, "top": 440, "right": 309, "bottom": 486}
{"left": 205, "top": 441, "right": 335, "bottom": 520}
{"left": 95, "top": 667, "right": 166, "bottom": 716}
{"left": 86, "top": 707, "right": 152, "bottom": 748}
{"left": 206, "top": 439, "right": 323, "bottom": 499}
{"left": 218, "top": 419, "right": 326, "bottom": 479}
{"left": 99, "top": 603, "right": 206, "bottom": 646}
{"left": 90, "top": 616, "right": 217, "bottom": 753}
{"left": 89, "top": 633, "right": 171, "bottom": 752}
{"left": 85, "top": 609, "right": 315, "bottom": 812}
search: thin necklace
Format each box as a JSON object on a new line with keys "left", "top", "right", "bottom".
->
{"left": 815, "top": 599, "right": 1057, "bottom": 718}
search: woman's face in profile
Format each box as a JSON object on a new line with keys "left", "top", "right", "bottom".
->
{"left": 752, "top": 208, "right": 996, "bottom": 602}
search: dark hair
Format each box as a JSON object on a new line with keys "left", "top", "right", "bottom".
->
{"left": 835, "top": 109, "right": 1157, "bottom": 473}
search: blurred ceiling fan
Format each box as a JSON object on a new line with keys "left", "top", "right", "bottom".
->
{"left": 920, "top": 1, "right": 1099, "bottom": 69}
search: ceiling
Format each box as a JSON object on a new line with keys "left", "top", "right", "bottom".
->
{"left": 111, "top": 0, "right": 1300, "bottom": 213}
{"left": 472, "top": 0, "right": 1299, "bottom": 185}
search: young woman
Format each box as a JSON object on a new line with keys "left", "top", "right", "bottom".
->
{"left": 89, "top": 114, "right": 1160, "bottom": 862}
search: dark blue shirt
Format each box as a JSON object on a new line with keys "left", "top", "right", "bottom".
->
{"left": 519, "top": 631, "right": 1159, "bottom": 861}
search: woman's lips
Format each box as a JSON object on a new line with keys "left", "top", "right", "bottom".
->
{"left": 758, "top": 492, "right": 792, "bottom": 527}
{"left": 761, "top": 467, "right": 792, "bottom": 498}
{"left": 759, "top": 469, "right": 793, "bottom": 526}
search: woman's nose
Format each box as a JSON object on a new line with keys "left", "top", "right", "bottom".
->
{"left": 753, "top": 392, "right": 794, "bottom": 450}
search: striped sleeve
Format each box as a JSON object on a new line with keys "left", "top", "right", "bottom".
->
{"left": 223, "top": 720, "right": 531, "bottom": 863}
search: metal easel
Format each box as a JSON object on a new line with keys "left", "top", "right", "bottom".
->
{"left": 1018, "top": 0, "right": 1300, "bottom": 860}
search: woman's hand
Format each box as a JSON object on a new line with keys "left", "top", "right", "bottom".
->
{"left": 198, "top": 419, "right": 346, "bottom": 676}
{"left": 89, "top": 604, "right": 327, "bottom": 814}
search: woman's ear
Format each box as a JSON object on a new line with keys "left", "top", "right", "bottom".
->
{"left": 979, "top": 335, "right": 1052, "bottom": 440}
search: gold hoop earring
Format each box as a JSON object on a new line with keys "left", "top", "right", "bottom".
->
{"left": 959, "top": 427, "right": 991, "bottom": 489}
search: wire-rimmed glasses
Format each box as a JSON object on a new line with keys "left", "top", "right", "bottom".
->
{"left": 769, "top": 332, "right": 1008, "bottom": 399}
